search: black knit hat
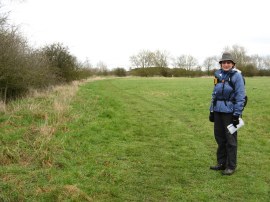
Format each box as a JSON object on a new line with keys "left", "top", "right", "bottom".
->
{"left": 219, "top": 52, "right": 236, "bottom": 64}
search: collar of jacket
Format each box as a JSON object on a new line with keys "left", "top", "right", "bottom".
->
{"left": 215, "top": 68, "right": 237, "bottom": 80}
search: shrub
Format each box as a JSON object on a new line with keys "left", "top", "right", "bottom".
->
{"left": 41, "top": 43, "right": 79, "bottom": 83}
{"left": 0, "top": 25, "right": 31, "bottom": 101}
{"left": 113, "top": 68, "right": 127, "bottom": 77}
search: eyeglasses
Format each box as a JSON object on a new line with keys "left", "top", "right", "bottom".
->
{"left": 221, "top": 61, "right": 232, "bottom": 64}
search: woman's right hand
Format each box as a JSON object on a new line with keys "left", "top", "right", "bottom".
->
{"left": 209, "top": 112, "right": 214, "bottom": 122}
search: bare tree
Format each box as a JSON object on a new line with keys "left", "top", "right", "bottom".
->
{"left": 130, "top": 50, "right": 154, "bottom": 68}
{"left": 263, "top": 56, "right": 270, "bottom": 69}
{"left": 152, "top": 50, "right": 170, "bottom": 68}
{"left": 203, "top": 56, "right": 217, "bottom": 75}
{"left": 186, "top": 55, "right": 198, "bottom": 70}
{"left": 82, "top": 58, "right": 93, "bottom": 69}
{"left": 96, "top": 61, "right": 108, "bottom": 75}
{"left": 174, "top": 54, "right": 198, "bottom": 71}
{"left": 129, "top": 55, "right": 140, "bottom": 68}
{"left": 250, "top": 54, "right": 264, "bottom": 69}
{"left": 173, "top": 55, "right": 185, "bottom": 68}
{"left": 223, "top": 45, "right": 249, "bottom": 67}
{"left": 0, "top": 13, "right": 8, "bottom": 28}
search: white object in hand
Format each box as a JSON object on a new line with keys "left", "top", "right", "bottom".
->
{"left": 227, "top": 118, "right": 245, "bottom": 134}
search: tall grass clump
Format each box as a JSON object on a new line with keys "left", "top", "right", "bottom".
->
{"left": 0, "top": 79, "right": 85, "bottom": 168}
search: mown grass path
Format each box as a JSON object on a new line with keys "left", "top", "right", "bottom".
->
{"left": 1, "top": 77, "right": 269, "bottom": 201}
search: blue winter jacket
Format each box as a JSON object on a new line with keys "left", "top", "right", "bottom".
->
{"left": 210, "top": 68, "right": 246, "bottom": 116}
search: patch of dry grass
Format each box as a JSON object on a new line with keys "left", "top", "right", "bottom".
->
{"left": 62, "top": 185, "right": 94, "bottom": 201}
{"left": 0, "top": 77, "right": 103, "bottom": 167}
{"left": 0, "top": 77, "right": 107, "bottom": 200}
{"left": 0, "top": 100, "right": 6, "bottom": 113}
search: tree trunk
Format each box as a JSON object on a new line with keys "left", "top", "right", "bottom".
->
{"left": 4, "top": 84, "right": 7, "bottom": 106}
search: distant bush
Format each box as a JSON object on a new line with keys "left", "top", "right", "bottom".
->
{"left": 74, "top": 67, "right": 94, "bottom": 79}
{"left": 129, "top": 67, "right": 208, "bottom": 77}
{"left": 257, "top": 69, "right": 270, "bottom": 76}
{"left": 237, "top": 63, "right": 258, "bottom": 77}
{"left": 129, "top": 67, "right": 172, "bottom": 77}
{"left": 112, "top": 68, "right": 127, "bottom": 77}
{"left": 170, "top": 68, "right": 188, "bottom": 77}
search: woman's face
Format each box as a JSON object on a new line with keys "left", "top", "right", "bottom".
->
{"left": 221, "top": 61, "right": 234, "bottom": 71}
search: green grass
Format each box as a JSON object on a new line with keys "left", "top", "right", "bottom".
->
{"left": 0, "top": 77, "right": 269, "bottom": 201}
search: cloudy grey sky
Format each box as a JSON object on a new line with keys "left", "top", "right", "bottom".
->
{"left": 2, "top": 0, "right": 270, "bottom": 68}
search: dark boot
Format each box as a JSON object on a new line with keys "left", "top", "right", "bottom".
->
{"left": 222, "top": 168, "right": 235, "bottom": 175}
{"left": 210, "top": 164, "right": 226, "bottom": 170}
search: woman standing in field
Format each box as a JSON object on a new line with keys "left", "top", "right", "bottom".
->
{"left": 209, "top": 52, "right": 246, "bottom": 175}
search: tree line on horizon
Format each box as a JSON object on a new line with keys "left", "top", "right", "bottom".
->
{"left": 128, "top": 47, "right": 270, "bottom": 77}
{"left": 1, "top": 9, "right": 270, "bottom": 103}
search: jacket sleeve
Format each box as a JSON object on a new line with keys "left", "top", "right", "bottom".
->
{"left": 232, "top": 73, "right": 246, "bottom": 116}
{"left": 209, "top": 70, "right": 219, "bottom": 112}
{"left": 209, "top": 87, "right": 216, "bottom": 112}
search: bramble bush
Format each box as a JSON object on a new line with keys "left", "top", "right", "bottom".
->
{"left": 0, "top": 15, "right": 92, "bottom": 102}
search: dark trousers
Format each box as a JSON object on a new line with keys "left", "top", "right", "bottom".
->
{"left": 214, "top": 112, "right": 237, "bottom": 169}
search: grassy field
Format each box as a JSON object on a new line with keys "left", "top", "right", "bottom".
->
{"left": 0, "top": 77, "right": 269, "bottom": 201}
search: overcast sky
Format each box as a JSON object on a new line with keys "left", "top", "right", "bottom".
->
{"left": 2, "top": 0, "right": 270, "bottom": 68}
